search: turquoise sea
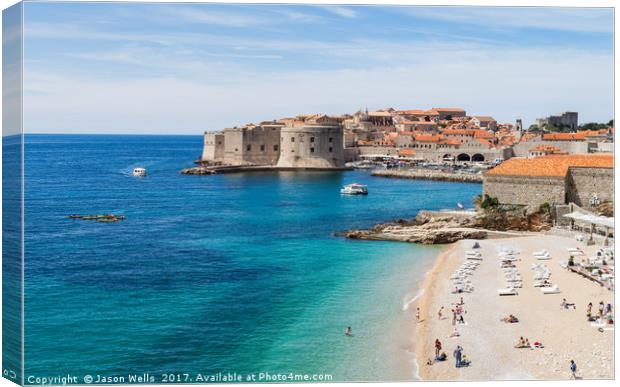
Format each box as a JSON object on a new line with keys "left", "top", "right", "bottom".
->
{"left": 22, "top": 135, "right": 481, "bottom": 383}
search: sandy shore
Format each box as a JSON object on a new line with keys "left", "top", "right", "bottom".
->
{"left": 412, "top": 235, "right": 614, "bottom": 381}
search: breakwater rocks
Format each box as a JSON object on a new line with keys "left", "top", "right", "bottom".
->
{"left": 372, "top": 169, "right": 483, "bottom": 183}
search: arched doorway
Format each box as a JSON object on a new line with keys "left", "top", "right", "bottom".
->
{"left": 472, "top": 153, "right": 485, "bottom": 162}
{"left": 457, "top": 153, "right": 471, "bottom": 162}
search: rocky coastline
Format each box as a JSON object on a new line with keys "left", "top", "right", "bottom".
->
{"left": 341, "top": 207, "right": 552, "bottom": 245}
{"left": 371, "top": 169, "right": 483, "bottom": 183}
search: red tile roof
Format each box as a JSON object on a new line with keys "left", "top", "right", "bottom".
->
{"left": 486, "top": 154, "right": 613, "bottom": 177}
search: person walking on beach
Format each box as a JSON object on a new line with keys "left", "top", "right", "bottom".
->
{"left": 453, "top": 345, "right": 463, "bottom": 368}
{"left": 599, "top": 301, "right": 605, "bottom": 318}
{"left": 416, "top": 307, "right": 421, "bottom": 323}
{"left": 434, "top": 339, "right": 442, "bottom": 359}
{"left": 587, "top": 302, "right": 593, "bottom": 320}
{"left": 570, "top": 360, "right": 577, "bottom": 379}
{"left": 438, "top": 306, "right": 444, "bottom": 320}
{"left": 451, "top": 309, "right": 456, "bottom": 326}
{"left": 606, "top": 303, "right": 612, "bottom": 315}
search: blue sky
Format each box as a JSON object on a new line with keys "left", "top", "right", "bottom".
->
{"left": 21, "top": 3, "right": 614, "bottom": 134}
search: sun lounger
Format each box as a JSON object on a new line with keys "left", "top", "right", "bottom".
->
{"left": 540, "top": 285, "right": 560, "bottom": 294}
{"left": 498, "top": 288, "right": 518, "bottom": 296}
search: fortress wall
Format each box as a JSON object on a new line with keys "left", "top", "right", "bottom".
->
{"left": 566, "top": 167, "right": 614, "bottom": 208}
{"left": 276, "top": 124, "right": 345, "bottom": 168}
{"left": 483, "top": 175, "right": 566, "bottom": 210}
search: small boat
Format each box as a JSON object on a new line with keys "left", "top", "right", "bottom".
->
{"left": 132, "top": 167, "right": 147, "bottom": 177}
{"left": 340, "top": 183, "right": 368, "bottom": 195}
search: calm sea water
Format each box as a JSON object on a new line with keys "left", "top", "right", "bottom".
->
{"left": 22, "top": 135, "right": 481, "bottom": 382}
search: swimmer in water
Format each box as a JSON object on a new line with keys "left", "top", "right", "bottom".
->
{"left": 345, "top": 326, "right": 352, "bottom": 336}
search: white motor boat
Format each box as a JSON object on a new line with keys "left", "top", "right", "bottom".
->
{"left": 132, "top": 167, "right": 147, "bottom": 177}
{"left": 340, "top": 183, "right": 368, "bottom": 195}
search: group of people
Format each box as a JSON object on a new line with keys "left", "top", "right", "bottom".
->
{"left": 431, "top": 339, "right": 470, "bottom": 368}
{"left": 513, "top": 336, "right": 543, "bottom": 349}
{"left": 586, "top": 301, "right": 613, "bottom": 324}
{"left": 451, "top": 303, "right": 466, "bottom": 325}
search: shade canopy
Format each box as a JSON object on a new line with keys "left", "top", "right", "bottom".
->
{"left": 563, "top": 212, "right": 614, "bottom": 229}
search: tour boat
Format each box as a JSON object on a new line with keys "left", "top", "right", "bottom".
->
{"left": 132, "top": 167, "right": 147, "bottom": 177}
{"left": 340, "top": 183, "right": 368, "bottom": 195}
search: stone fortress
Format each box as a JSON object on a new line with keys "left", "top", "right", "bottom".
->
{"left": 201, "top": 114, "right": 346, "bottom": 169}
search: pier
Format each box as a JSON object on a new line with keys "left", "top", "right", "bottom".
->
{"left": 371, "top": 169, "right": 483, "bottom": 183}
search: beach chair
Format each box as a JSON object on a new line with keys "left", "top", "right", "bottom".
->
{"left": 498, "top": 288, "right": 518, "bottom": 296}
{"left": 540, "top": 285, "right": 560, "bottom": 294}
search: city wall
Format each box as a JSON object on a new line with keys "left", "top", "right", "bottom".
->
{"left": 565, "top": 167, "right": 614, "bottom": 207}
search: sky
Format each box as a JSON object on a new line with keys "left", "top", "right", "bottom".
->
{"left": 18, "top": 2, "right": 614, "bottom": 134}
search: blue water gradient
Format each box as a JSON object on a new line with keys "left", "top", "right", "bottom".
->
{"left": 23, "top": 135, "right": 481, "bottom": 382}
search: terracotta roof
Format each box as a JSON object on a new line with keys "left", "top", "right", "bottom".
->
{"left": 398, "top": 148, "right": 416, "bottom": 156}
{"left": 542, "top": 132, "right": 587, "bottom": 141}
{"left": 476, "top": 138, "right": 493, "bottom": 147}
{"left": 473, "top": 130, "right": 494, "bottom": 139}
{"left": 442, "top": 129, "right": 473, "bottom": 136}
{"left": 486, "top": 154, "right": 613, "bottom": 177}
{"left": 432, "top": 107, "right": 465, "bottom": 112}
{"left": 439, "top": 138, "right": 462, "bottom": 145}
{"left": 397, "top": 109, "right": 439, "bottom": 116}
{"left": 414, "top": 135, "right": 442, "bottom": 142}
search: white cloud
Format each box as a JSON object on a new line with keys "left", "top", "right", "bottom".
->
{"left": 318, "top": 6, "right": 358, "bottom": 19}
{"left": 23, "top": 47, "right": 613, "bottom": 134}
{"left": 406, "top": 7, "right": 613, "bottom": 34}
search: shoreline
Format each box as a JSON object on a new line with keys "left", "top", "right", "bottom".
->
{"left": 408, "top": 235, "right": 614, "bottom": 381}
{"left": 411, "top": 242, "right": 461, "bottom": 380}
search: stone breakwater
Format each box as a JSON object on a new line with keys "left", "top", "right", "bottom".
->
{"left": 371, "top": 169, "right": 483, "bottom": 183}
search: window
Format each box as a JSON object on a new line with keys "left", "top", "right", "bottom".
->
{"left": 329, "top": 147, "right": 333, "bottom": 152}
{"left": 310, "top": 147, "right": 315, "bottom": 153}
{"left": 310, "top": 137, "right": 315, "bottom": 143}
{"left": 274, "top": 145, "right": 279, "bottom": 151}
{"left": 260, "top": 145, "right": 265, "bottom": 151}
{"left": 329, "top": 137, "right": 333, "bottom": 143}
{"left": 246, "top": 145, "right": 251, "bottom": 151}
{"left": 291, "top": 137, "right": 295, "bottom": 142}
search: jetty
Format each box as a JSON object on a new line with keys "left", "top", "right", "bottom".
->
{"left": 371, "top": 169, "right": 483, "bottom": 183}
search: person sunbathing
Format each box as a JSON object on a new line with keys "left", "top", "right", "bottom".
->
{"left": 501, "top": 314, "right": 519, "bottom": 323}
{"left": 561, "top": 298, "right": 576, "bottom": 309}
{"left": 450, "top": 327, "right": 460, "bottom": 337}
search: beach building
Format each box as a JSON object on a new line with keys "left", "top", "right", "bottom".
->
{"left": 484, "top": 154, "right": 613, "bottom": 211}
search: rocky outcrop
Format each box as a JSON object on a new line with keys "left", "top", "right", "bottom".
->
{"left": 342, "top": 207, "right": 553, "bottom": 245}
{"left": 180, "top": 167, "right": 217, "bottom": 175}
{"left": 372, "top": 169, "right": 483, "bottom": 183}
